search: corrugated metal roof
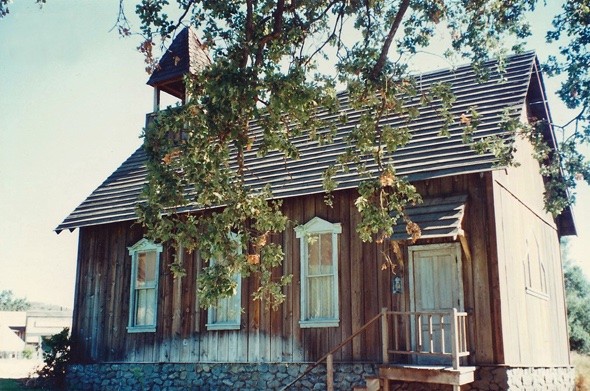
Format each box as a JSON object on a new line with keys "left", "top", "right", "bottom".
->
{"left": 57, "top": 52, "right": 549, "bottom": 233}
{"left": 391, "top": 194, "right": 467, "bottom": 241}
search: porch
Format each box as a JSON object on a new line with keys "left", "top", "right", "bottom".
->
{"left": 284, "top": 308, "right": 476, "bottom": 391}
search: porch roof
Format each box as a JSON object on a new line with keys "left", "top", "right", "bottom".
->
{"left": 391, "top": 195, "right": 467, "bottom": 241}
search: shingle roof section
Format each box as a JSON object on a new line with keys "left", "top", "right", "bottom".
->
{"left": 57, "top": 52, "right": 541, "bottom": 233}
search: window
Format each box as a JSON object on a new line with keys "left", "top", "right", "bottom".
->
{"left": 524, "top": 234, "right": 549, "bottom": 300}
{"left": 127, "top": 239, "right": 162, "bottom": 332}
{"left": 206, "top": 234, "right": 242, "bottom": 330}
{"left": 295, "top": 217, "right": 341, "bottom": 328}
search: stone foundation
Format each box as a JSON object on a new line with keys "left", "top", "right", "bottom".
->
{"left": 387, "top": 366, "right": 574, "bottom": 391}
{"left": 67, "top": 362, "right": 377, "bottom": 390}
{"left": 67, "top": 363, "right": 574, "bottom": 390}
{"left": 466, "top": 366, "right": 575, "bottom": 391}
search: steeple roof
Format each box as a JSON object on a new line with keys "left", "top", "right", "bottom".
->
{"left": 146, "top": 27, "right": 210, "bottom": 99}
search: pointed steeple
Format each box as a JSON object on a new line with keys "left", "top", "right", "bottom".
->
{"left": 147, "top": 27, "right": 210, "bottom": 110}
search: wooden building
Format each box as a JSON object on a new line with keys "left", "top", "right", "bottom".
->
{"left": 57, "top": 29, "right": 575, "bottom": 390}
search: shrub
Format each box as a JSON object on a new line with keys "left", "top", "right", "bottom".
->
{"left": 35, "top": 328, "right": 71, "bottom": 389}
{"left": 22, "top": 346, "right": 34, "bottom": 360}
{"left": 563, "top": 261, "right": 590, "bottom": 354}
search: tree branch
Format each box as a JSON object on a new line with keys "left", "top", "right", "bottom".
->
{"left": 303, "top": 9, "right": 344, "bottom": 67}
{"left": 369, "top": 0, "right": 410, "bottom": 81}
{"left": 242, "top": 0, "right": 254, "bottom": 68}
{"left": 171, "top": 0, "right": 196, "bottom": 33}
{"left": 255, "top": 0, "right": 286, "bottom": 66}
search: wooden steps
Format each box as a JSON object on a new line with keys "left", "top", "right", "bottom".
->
{"left": 379, "top": 365, "right": 476, "bottom": 386}
{"left": 353, "top": 376, "right": 381, "bottom": 391}
{"left": 354, "top": 365, "right": 476, "bottom": 390}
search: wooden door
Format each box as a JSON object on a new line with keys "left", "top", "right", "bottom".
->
{"left": 408, "top": 243, "right": 463, "bottom": 364}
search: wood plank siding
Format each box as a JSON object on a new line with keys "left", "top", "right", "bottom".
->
{"left": 490, "top": 129, "right": 570, "bottom": 367}
{"left": 71, "top": 173, "right": 500, "bottom": 365}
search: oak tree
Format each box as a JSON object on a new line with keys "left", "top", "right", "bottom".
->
{"left": 128, "top": 0, "right": 590, "bottom": 308}
{"left": 4, "top": 1, "right": 588, "bottom": 309}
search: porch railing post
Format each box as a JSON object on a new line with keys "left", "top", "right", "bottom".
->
{"left": 451, "top": 308, "right": 460, "bottom": 370}
{"left": 326, "top": 353, "right": 334, "bottom": 391}
{"left": 381, "top": 307, "right": 389, "bottom": 363}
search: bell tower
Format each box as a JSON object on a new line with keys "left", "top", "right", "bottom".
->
{"left": 146, "top": 27, "right": 210, "bottom": 112}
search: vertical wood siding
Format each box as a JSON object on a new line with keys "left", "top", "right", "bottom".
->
{"left": 490, "top": 133, "right": 571, "bottom": 366}
{"left": 71, "top": 174, "right": 502, "bottom": 365}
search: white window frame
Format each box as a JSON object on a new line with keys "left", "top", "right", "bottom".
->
{"left": 295, "top": 217, "right": 341, "bottom": 328}
{"left": 206, "top": 233, "right": 242, "bottom": 330}
{"left": 127, "top": 238, "right": 162, "bottom": 333}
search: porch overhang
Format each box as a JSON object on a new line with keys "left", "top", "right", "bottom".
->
{"left": 391, "top": 195, "right": 467, "bottom": 241}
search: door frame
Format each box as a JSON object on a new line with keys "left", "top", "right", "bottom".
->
{"left": 407, "top": 242, "right": 464, "bottom": 361}
{"left": 408, "top": 242, "right": 464, "bottom": 313}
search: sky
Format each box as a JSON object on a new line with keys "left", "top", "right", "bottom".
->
{"left": 0, "top": 1, "right": 589, "bottom": 308}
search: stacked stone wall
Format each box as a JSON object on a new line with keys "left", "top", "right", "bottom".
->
{"left": 67, "top": 362, "right": 377, "bottom": 390}
{"left": 67, "top": 363, "right": 574, "bottom": 390}
{"left": 467, "top": 366, "right": 575, "bottom": 391}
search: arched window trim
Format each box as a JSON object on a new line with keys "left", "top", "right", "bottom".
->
{"left": 127, "top": 238, "right": 162, "bottom": 333}
{"left": 524, "top": 233, "right": 550, "bottom": 301}
{"left": 295, "top": 217, "right": 342, "bottom": 328}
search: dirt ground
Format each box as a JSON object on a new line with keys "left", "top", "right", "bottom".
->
{"left": 0, "top": 359, "right": 42, "bottom": 379}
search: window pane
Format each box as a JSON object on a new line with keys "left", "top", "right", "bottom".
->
{"left": 135, "top": 288, "right": 156, "bottom": 326}
{"left": 137, "top": 251, "right": 157, "bottom": 287}
{"left": 309, "top": 234, "right": 333, "bottom": 276}
{"left": 308, "top": 234, "right": 320, "bottom": 269}
{"left": 135, "top": 289, "right": 146, "bottom": 325}
{"left": 137, "top": 253, "right": 146, "bottom": 285}
{"left": 308, "top": 275, "right": 334, "bottom": 318}
{"left": 213, "top": 295, "right": 239, "bottom": 324}
{"left": 320, "top": 234, "right": 332, "bottom": 267}
{"left": 211, "top": 276, "right": 240, "bottom": 325}
{"left": 145, "top": 288, "right": 156, "bottom": 325}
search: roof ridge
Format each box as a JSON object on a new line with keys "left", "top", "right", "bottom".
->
{"left": 55, "top": 53, "right": 545, "bottom": 233}
{"left": 410, "top": 50, "right": 536, "bottom": 79}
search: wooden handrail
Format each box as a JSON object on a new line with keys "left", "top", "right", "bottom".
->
{"left": 383, "top": 309, "right": 469, "bottom": 362}
{"left": 281, "top": 308, "right": 469, "bottom": 390}
{"left": 280, "top": 310, "right": 383, "bottom": 391}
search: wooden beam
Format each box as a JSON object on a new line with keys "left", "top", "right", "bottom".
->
{"left": 381, "top": 307, "right": 389, "bottom": 363}
{"left": 459, "top": 234, "right": 472, "bottom": 265}
{"left": 379, "top": 365, "right": 476, "bottom": 386}
{"left": 326, "top": 353, "right": 334, "bottom": 391}
{"left": 153, "top": 87, "right": 160, "bottom": 112}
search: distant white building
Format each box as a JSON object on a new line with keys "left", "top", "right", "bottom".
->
{"left": 24, "top": 311, "right": 72, "bottom": 346}
{"left": 0, "top": 310, "right": 72, "bottom": 358}
{"left": 0, "top": 311, "right": 26, "bottom": 358}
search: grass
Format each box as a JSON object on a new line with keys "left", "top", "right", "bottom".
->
{"left": 0, "top": 378, "right": 54, "bottom": 391}
{"left": 572, "top": 351, "right": 590, "bottom": 391}
{"left": 0, "top": 379, "right": 31, "bottom": 391}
